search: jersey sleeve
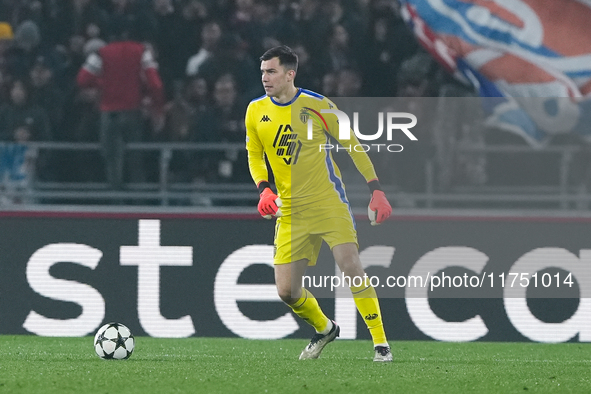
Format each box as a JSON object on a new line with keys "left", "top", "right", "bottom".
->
{"left": 323, "top": 98, "right": 378, "bottom": 182}
{"left": 77, "top": 53, "right": 102, "bottom": 88}
{"left": 140, "top": 47, "right": 164, "bottom": 113}
{"left": 245, "top": 102, "right": 269, "bottom": 185}
{"left": 82, "top": 52, "right": 103, "bottom": 75}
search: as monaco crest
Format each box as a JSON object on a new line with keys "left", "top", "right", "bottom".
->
{"left": 299, "top": 108, "right": 309, "bottom": 124}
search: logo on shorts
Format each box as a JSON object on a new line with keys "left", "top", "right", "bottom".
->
{"left": 365, "top": 313, "right": 379, "bottom": 321}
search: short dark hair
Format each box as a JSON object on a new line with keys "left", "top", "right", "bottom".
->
{"left": 260, "top": 45, "right": 298, "bottom": 72}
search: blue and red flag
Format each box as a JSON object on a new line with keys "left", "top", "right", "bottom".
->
{"left": 399, "top": 0, "right": 591, "bottom": 146}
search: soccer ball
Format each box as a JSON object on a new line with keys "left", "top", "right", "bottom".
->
{"left": 368, "top": 205, "right": 378, "bottom": 226}
{"left": 94, "top": 322, "right": 135, "bottom": 360}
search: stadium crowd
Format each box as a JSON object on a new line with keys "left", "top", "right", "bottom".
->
{"left": 2, "top": 0, "right": 570, "bottom": 207}
{"left": 0, "top": 0, "right": 441, "bottom": 186}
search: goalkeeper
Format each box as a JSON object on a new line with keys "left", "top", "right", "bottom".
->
{"left": 245, "top": 45, "right": 393, "bottom": 362}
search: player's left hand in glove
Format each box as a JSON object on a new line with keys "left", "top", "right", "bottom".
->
{"left": 258, "top": 184, "right": 282, "bottom": 219}
{"left": 367, "top": 180, "right": 392, "bottom": 225}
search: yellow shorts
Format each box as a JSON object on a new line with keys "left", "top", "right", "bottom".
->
{"left": 273, "top": 203, "right": 358, "bottom": 266}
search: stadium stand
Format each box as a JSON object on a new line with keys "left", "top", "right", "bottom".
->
{"left": 0, "top": 0, "right": 589, "bottom": 210}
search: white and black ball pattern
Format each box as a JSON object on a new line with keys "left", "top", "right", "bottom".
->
{"left": 94, "top": 322, "right": 135, "bottom": 360}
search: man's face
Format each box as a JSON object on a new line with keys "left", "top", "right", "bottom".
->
{"left": 202, "top": 22, "right": 221, "bottom": 47}
{"left": 260, "top": 57, "right": 292, "bottom": 98}
{"left": 11, "top": 81, "right": 26, "bottom": 105}
{"left": 214, "top": 80, "right": 236, "bottom": 107}
{"left": 30, "top": 64, "right": 52, "bottom": 87}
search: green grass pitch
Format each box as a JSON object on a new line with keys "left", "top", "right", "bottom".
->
{"left": 1, "top": 336, "right": 589, "bottom": 393}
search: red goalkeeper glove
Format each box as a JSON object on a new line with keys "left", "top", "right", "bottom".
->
{"left": 367, "top": 180, "right": 392, "bottom": 225}
{"left": 258, "top": 186, "right": 282, "bottom": 219}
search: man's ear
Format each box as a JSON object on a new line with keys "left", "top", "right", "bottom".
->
{"left": 287, "top": 69, "right": 296, "bottom": 81}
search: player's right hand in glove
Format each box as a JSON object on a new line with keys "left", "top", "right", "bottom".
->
{"left": 367, "top": 179, "right": 392, "bottom": 225}
{"left": 258, "top": 187, "right": 282, "bottom": 219}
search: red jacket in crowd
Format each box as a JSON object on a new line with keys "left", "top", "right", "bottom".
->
{"left": 77, "top": 41, "right": 164, "bottom": 113}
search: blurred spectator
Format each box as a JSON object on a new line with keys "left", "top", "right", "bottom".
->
{"left": 6, "top": 0, "right": 44, "bottom": 30}
{"left": 289, "top": 0, "right": 332, "bottom": 58}
{"left": 321, "top": 72, "right": 338, "bottom": 97}
{"left": 335, "top": 68, "right": 363, "bottom": 97}
{"left": 0, "top": 78, "right": 52, "bottom": 190}
{"left": 60, "top": 36, "right": 104, "bottom": 143}
{"left": 62, "top": 79, "right": 101, "bottom": 144}
{"left": 41, "top": 0, "right": 106, "bottom": 47}
{"left": 325, "top": 23, "right": 360, "bottom": 73}
{"left": 4, "top": 20, "right": 42, "bottom": 79}
{"left": 229, "top": 0, "right": 255, "bottom": 40}
{"left": 321, "top": 0, "right": 364, "bottom": 52}
{"left": 292, "top": 43, "right": 322, "bottom": 92}
{"left": 235, "top": 0, "right": 290, "bottom": 61}
{"left": 185, "top": 21, "right": 222, "bottom": 78}
{"left": 104, "top": 0, "right": 152, "bottom": 42}
{"left": 166, "top": 77, "right": 209, "bottom": 183}
{"left": 396, "top": 51, "right": 440, "bottom": 98}
{"left": 0, "top": 139, "right": 35, "bottom": 205}
{"left": 76, "top": 20, "right": 164, "bottom": 190}
{"left": 56, "top": 39, "right": 104, "bottom": 183}
{"left": 83, "top": 37, "right": 106, "bottom": 57}
{"left": 0, "top": 79, "right": 51, "bottom": 142}
{"left": 191, "top": 73, "right": 249, "bottom": 183}
{"left": 164, "top": 79, "right": 202, "bottom": 143}
{"left": 172, "top": 0, "right": 210, "bottom": 78}
{"left": 5, "top": 19, "right": 66, "bottom": 84}
{"left": 70, "top": 0, "right": 109, "bottom": 39}
{"left": 29, "top": 56, "right": 64, "bottom": 135}
{"left": 210, "top": 74, "right": 247, "bottom": 145}
{"left": 197, "top": 33, "right": 260, "bottom": 100}
{"left": 185, "top": 76, "right": 210, "bottom": 110}
{"left": 362, "top": 4, "right": 418, "bottom": 96}
{"left": 147, "top": 0, "right": 195, "bottom": 91}
{"left": 0, "top": 22, "right": 14, "bottom": 100}
{"left": 52, "top": 34, "right": 85, "bottom": 88}
{"left": 0, "top": 21, "right": 13, "bottom": 52}
{"left": 0, "top": 69, "right": 6, "bottom": 104}
{"left": 233, "top": 0, "right": 256, "bottom": 23}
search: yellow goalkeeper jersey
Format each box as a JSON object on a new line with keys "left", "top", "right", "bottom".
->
{"left": 245, "top": 88, "right": 377, "bottom": 215}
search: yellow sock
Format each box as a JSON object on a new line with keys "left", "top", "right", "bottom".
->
{"left": 289, "top": 288, "right": 331, "bottom": 333}
{"left": 351, "top": 284, "right": 388, "bottom": 346}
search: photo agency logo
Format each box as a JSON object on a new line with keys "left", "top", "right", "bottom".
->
{"left": 301, "top": 107, "right": 418, "bottom": 152}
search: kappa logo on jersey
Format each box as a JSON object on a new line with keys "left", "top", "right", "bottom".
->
{"left": 260, "top": 115, "right": 271, "bottom": 122}
{"left": 272, "top": 124, "right": 302, "bottom": 165}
